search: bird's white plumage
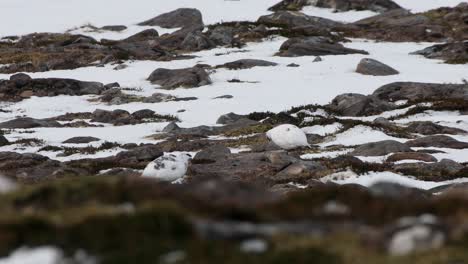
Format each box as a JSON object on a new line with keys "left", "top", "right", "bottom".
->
{"left": 266, "top": 124, "right": 310, "bottom": 150}
{"left": 142, "top": 153, "right": 191, "bottom": 182}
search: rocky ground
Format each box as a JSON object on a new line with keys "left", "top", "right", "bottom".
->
{"left": 0, "top": 0, "right": 468, "bottom": 263}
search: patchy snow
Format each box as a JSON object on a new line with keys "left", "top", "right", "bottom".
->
{"left": 67, "top": 25, "right": 179, "bottom": 41}
{"left": 321, "top": 170, "right": 468, "bottom": 190}
{"left": 302, "top": 6, "right": 378, "bottom": 22}
{"left": 0, "top": 247, "right": 62, "bottom": 264}
{"left": 393, "top": 0, "right": 466, "bottom": 13}
{"left": 301, "top": 149, "right": 353, "bottom": 159}
{"left": 320, "top": 125, "right": 406, "bottom": 147}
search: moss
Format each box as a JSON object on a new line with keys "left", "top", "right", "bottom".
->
{"left": 61, "top": 141, "right": 121, "bottom": 156}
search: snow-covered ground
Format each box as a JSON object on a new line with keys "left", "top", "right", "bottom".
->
{"left": 0, "top": 0, "right": 467, "bottom": 189}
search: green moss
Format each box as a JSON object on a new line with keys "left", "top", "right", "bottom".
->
{"left": 223, "top": 124, "right": 273, "bottom": 137}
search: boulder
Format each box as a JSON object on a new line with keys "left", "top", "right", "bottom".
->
{"left": 147, "top": 66, "right": 212, "bottom": 89}
{"left": 351, "top": 140, "right": 412, "bottom": 156}
{"left": 277, "top": 37, "right": 369, "bottom": 57}
{"left": 62, "top": 137, "right": 101, "bottom": 144}
{"left": 193, "top": 145, "right": 231, "bottom": 163}
{"left": 138, "top": 8, "right": 204, "bottom": 28}
{"left": 217, "top": 59, "right": 278, "bottom": 70}
{"left": 328, "top": 93, "right": 395, "bottom": 116}
{"left": 0, "top": 118, "right": 62, "bottom": 129}
{"left": 412, "top": 42, "right": 468, "bottom": 64}
{"left": 405, "top": 135, "right": 468, "bottom": 149}
{"left": 356, "top": 58, "right": 399, "bottom": 76}
{"left": 372, "top": 82, "right": 468, "bottom": 102}
{"left": 393, "top": 159, "right": 464, "bottom": 180}
{"left": 386, "top": 152, "right": 437, "bottom": 163}
{"left": 406, "top": 122, "right": 466, "bottom": 135}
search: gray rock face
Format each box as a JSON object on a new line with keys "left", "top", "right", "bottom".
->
{"left": 208, "top": 26, "right": 235, "bottom": 46}
{"left": 147, "top": 67, "right": 212, "bottom": 89}
{"left": 142, "top": 93, "right": 177, "bottom": 103}
{"left": 393, "top": 159, "right": 464, "bottom": 180}
{"left": 101, "top": 25, "right": 127, "bottom": 32}
{"left": 0, "top": 74, "right": 106, "bottom": 101}
{"left": 369, "top": 182, "right": 430, "bottom": 200}
{"left": 405, "top": 135, "right": 468, "bottom": 149}
{"left": 0, "top": 118, "right": 62, "bottom": 129}
{"left": 193, "top": 145, "right": 231, "bottom": 163}
{"left": 315, "top": 0, "right": 401, "bottom": 12}
{"left": 386, "top": 152, "right": 437, "bottom": 163}
{"left": 277, "top": 37, "right": 369, "bottom": 57}
{"left": 406, "top": 122, "right": 466, "bottom": 135}
{"left": 122, "top": 29, "right": 159, "bottom": 42}
{"left": 258, "top": 11, "right": 345, "bottom": 29}
{"left": 138, "top": 8, "right": 204, "bottom": 28}
{"left": 62, "top": 137, "right": 101, "bottom": 144}
{"left": 216, "top": 113, "right": 248, "bottom": 125}
{"left": 218, "top": 59, "right": 278, "bottom": 70}
{"left": 356, "top": 58, "right": 399, "bottom": 76}
{"left": 372, "top": 82, "right": 468, "bottom": 101}
{"left": 180, "top": 31, "right": 215, "bottom": 51}
{"left": 0, "top": 136, "right": 9, "bottom": 146}
{"left": 272, "top": 161, "right": 329, "bottom": 183}
{"left": 351, "top": 140, "right": 412, "bottom": 156}
{"left": 328, "top": 93, "right": 395, "bottom": 116}
{"left": 412, "top": 42, "right": 468, "bottom": 64}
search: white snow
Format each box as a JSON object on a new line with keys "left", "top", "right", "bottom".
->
{"left": 0, "top": 247, "right": 62, "bottom": 264}
{"left": 321, "top": 170, "right": 468, "bottom": 190}
{"left": 302, "top": 123, "right": 342, "bottom": 136}
{"left": 320, "top": 125, "right": 406, "bottom": 147}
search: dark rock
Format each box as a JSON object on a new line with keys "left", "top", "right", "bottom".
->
{"left": 429, "top": 182, "right": 468, "bottom": 195}
{"left": 91, "top": 109, "right": 131, "bottom": 124}
{"left": 369, "top": 182, "right": 430, "bottom": 200}
{"left": 138, "top": 8, "right": 204, "bottom": 28}
{"left": 0, "top": 76, "right": 105, "bottom": 102}
{"left": 328, "top": 93, "right": 395, "bottom": 116}
{"left": 0, "top": 152, "right": 63, "bottom": 182}
{"left": 123, "top": 29, "right": 159, "bottom": 42}
{"left": 268, "top": 0, "right": 310, "bottom": 11}
{"left": 101, "top": 25, "right": 127, "bottom": 32}
{"left": 213, "top": 95, "right": 233, "bottom": 99}
{"left": 271, "top": 161, "right": 330, "bottom": 183}
{"left": 180, "top": 31, "right": 215, "bottom": 51}
{"left": 386, "top": 152, "right": 437, "bottom": 163}
{"left": 257, "top": 11, "right": 345, "bottom": 29}
{"left": 147, "top": 66, "right": 212, "bottom": 89}
{"left": 356, "top": 58, "right": 399, "bottom": 76}
{"left": 412, "top": 42, "right": 468, "bottom": 64}
{"left": 372, "top": 82, "right": 468, "bottom": 102}
{"left": 393, "top": 159, "right": 464, "bottom": 180}
{"left": 216, "top": 113, "right": 249, "bottom": 125}
{"left": 405, "top": 135, "right": 468, "bottom": 149}
{"left": 62, "top": 137, "right": 101, "bottom": 144}
{"left": 269, "top": 0, "right": 401, "bottom": 13}
{"left": 313, "top": 56, "right": 323, "bottom": 62}
{"left": 287, "top": 63, "right": 300, "bottom": 67}
{"left": 193, "top": 145, "right": 231, "bottom": 163}
{"left": 142, "top": 92, "right": 177, "bottom": 103}
{"left": 0, "top": 118, "right": 62, "bottom": 129}
{"left": 352, "top": 140, "right": 412, "bottom": 156}
{"left": 0, "top": 136, "right": 9, "bottom": 146}
{"left": 406, "top": 122, "right": 466, "bottom": 135}
{"left": 277, "top": 37, "right": 369, "bottom": 57}
{"left": 131, "top": 109, "right": 156, "bottom": 120}
{"left": 208, "top": 26, "right": 235, "bottom": 46}
{"left": 218, "top": 59, "right": 278, "bottom": 70}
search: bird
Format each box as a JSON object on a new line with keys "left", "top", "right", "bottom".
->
{"left": 142, "top": 152, "right": 192, "bottom": 182}
{"left": 266, "top": 124, "right": 310, "bottom": 150}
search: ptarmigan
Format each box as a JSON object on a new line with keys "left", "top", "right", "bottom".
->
{"left": 266, "top": 124, "right": 310, "bottom": 150}
{"left": 142, "top": 153, "right": 192, "bottom": 182}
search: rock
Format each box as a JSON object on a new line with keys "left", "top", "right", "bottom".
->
{"left": 405, "top": 135, "right": 468, "bottom": 149}
{"left": 257, "top": 11, "right": 345, "bottom": 29}
{"left": 386, "top": 152, "right": 437, "bottom": 163}
{"left": 0, "top": 152, "right": 63, "bottom": 182}
{"left": 269, "top": 0, "right": 401, "bottom": 13}
{"left": 369, "top": 182, "right": 430, "bottom": 200}
{"left": 406, "top": 122, "right": 466, "bottom": 135}
{"left": 412, "top": 42, "right": 468, "bottom": 64}
{"left": 131, "top": 109, "right": 156, "bottom": 120}
{"left": 193, "top": 145, "right": 231, "bottom": 163}
{"left": 213, "top": 95, "right": 233, "bottom": 99}
{"left": 62, "top": 137, "right": 101, "bottom": 144}
{"left": 356, "top": 58, "right": 399, "bottom": 76}
{"left": 373, "top": 117, "right": 392, "bottom": 126}
{"left": 147, "top": 66, "right": 212, "bottom": 89}
{"left": 0, "top": 76, "right": 106, "bottom": 102}
{"left": 277, "top": 37, "right": 369, "bottom": 57}
{"left": 99, "top": 168, "right": 142, "bottom": 177}
{"left": 328, "top": 93, "right": 395, "bottom": 116}
{"left": 313, "top": 56, "right": 322, "bottom": 62}
{"left": 271, "top": 161, "right": 330, "bottom": 183}
{"left": 393, "top": 159, "right": 464, "bottom": 180}
{"left": 386, "top": 215, "right": 446, "bottom": 256}
{"left": 138, "top": 8, "right": 204, "bottom": 28}
{"left": 0, "top": 118, "right": 62, "bottom": 129}
{"left": 113, "top": 64, "right": 128, "bottom": 71}
{"left": 217, "top": 59, "right": 278, "bottom": 70}
{"left": 142, "top": 92, "right": 177, "bottom": 103}
{"left": 287, "top": 63, "right": 300, "bottom": 67}
{"left": 9, "top": 73, "right": 32, "bottom": 87}
{"left": 101, "top": 25, "right": 127, "bottom": 32}
{"left": 216, "top": 113, "right": 248, "bottom": 125}
{"left": 91, "top": 109, "right": 131, "bottom": 124}
{"left": 208, "top": 26, "right": 235, "bottom": 46}
{"left": 351, "top": 140, "right": 412, "bottom": 156}
{"left": 428, "top": 182, "right": 468, "bottom": 195}
{"left": 372, "top": 82, "right": 468, "bottom": 102}
{"left": 180, "top": 31, "right": 215, "bottom": 51}
{"left": 123, "top": 29, "right": 159, "bottom": 42}
{"left": 0, "top": 136, "right": 9, "bottom": 146}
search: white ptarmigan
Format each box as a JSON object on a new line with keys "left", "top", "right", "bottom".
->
{"left": 266, "top": 124, "right": 310, "bottom": 150}
{"left": 142, "top": 153, "right": 192, "bottom": 182}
